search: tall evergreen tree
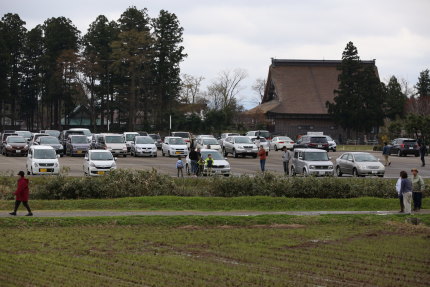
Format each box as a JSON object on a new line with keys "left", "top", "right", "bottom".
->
{"left": 327, "top": 42, "right": 385, "bottom": 137}
{"left": 415, "top": 69, "right": 430, "bottom": 98}
{"left": 1, "top": 13, "right": 27, "bottom": 126}
{"left": 384, "top": 76, "right": 407, "bottom": 120}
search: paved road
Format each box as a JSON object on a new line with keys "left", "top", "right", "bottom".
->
{"left": 1, "top": 209, "right": 429, "bottom": 217}
{"left": 0, "top": 149, "right": 428, "bottom": 178}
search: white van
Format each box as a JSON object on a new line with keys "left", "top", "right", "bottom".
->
{"left": 26, "top": 146, "right": 60, "bottom": 175}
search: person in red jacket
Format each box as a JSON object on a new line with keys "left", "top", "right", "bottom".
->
{"left": 9, "top": 171, "right": 33, "bottom": 216}
{"left": 257, "top": 146, "right": 267, "bottom": 172}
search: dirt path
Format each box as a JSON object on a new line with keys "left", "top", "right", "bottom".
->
{"left": 1, "top": 209, "right": 429, "bottom": 217}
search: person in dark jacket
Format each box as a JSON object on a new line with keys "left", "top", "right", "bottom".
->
{"left": 9, "top": 171, "right": 32, "bottom": 216}
{"left": 399, "top": 170, "right": 413, "bottom": 215}
{"left": 382, "top": 142, "right": 391, "bottom": 166}
{"left": 188, "top": 148, "right": 199, "bottom": 175}
{"left": 418, "top": 142, "right": 426, "bottom": 167}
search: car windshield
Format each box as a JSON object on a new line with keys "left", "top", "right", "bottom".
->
{"left": 201, "top": 151, "right": 223, "bottom": 160}
{"left": 202, "top": 138, "right": 218, "bottom": 145}
{"left": 7, "top": 137, "right": 25, "bottom": 143}
{"left": 172, "top": 132, "right": 189, "bottom": 138}
{"left": 303, "top": 152, "right": 329, "bottom": 161}
{"left": 67, "top": 131, "right": 84, "bottom": 137}
{"left": 45, "top": 130, "right": 60, "bottom": 137}
{"left": 403, "top": 140, "right": 416, "bottom": 144}
{"left": 257, "top": 131, "right": 270, "bottom": 138}
{"left": 105, "top": 136, "right": 124, "bottom": 143}
{"left": 234, "top": 137, "right": 252, "bottom": 144}
{"left": 71, "top": 129, "right": 91, "bottom": 136}
{"left": 326, "top": 136, "right": 333, "bottom": 141}
{"left": 90, "top": 152, "right": 114, "bottom": 161}
{"left": 169, "top": 138, "right": 185, "bottom": 145}
{"left": 354, "top": 154, "right": 378, "bottom": 162}
{"left": 125, "top": 134, "right": 138, "bottom": 141}
{"left": 311, "top": 137, "right": 327, "bottom": 143}
{"left": 149, "top": 134, "right": 161, "bottom": 140}
{"left": 40, "top": 137, "right": 59, "bottom": 144}
{"left": 136, "top": 137, "right": 154, "bottom": 144}
{"left": 34, "top": 149, "right": 56, "bottom": 159}
{"left": 71, "top": 136, "right": 88, "bottom": 144}
{"left": 16, "top": 131, "right": 31, "bottom": 138}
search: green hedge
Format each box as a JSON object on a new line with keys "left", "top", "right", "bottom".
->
{"left": 0, "top": 170, "right": 428, "bottom": 200}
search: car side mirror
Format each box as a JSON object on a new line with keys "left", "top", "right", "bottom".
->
{"left": 329, "top": 157, "right": 332, "bottom": 160}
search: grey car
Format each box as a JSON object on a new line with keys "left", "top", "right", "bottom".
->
{"left": 34, "top": 136, "right": 64, "bottom": 156}
{"left": 291, "top": 148, "right": 334, "bottom": 176}
{"left": 335, "top": 152, "right": 385, "bottom": 177}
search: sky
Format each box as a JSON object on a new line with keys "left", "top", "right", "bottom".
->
{"left": 2, "top": 0, "right": 430, "bottom": 108}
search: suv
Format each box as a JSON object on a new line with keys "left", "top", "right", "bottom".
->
{"left": 219, "top": 133, "right": 240, "bottom": 147}
{"left": 389, "top": 138, "right": 419, "bottom": 157}
{"left": 291, "top": 148, "right": 334, "bottom": 177}
{"left": 171, "top": 131, "right": 192, "bottom": 148}
{"left": 223, "top": 136, "right": 258, "bottom": 158}
{"left": 246, "top": 130, "right": 271, "bottom": 139}
{"left": 293, "top": 135, "right": 329, "bottom": 151}
{"left": 99, "top": 134, "right": 128, "bottom": 157}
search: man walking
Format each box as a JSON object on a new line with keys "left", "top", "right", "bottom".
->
{"left": 382, "top": 142, "right": 391, "bottom": 166}
{"left": 419, "top": 142, "right": 426, "bottom": 167}
{"left": 281, "top": 147, "right": 291, "bottom": 175}
{"left": 9, "top": 171, "right": 32, "bottom": 216}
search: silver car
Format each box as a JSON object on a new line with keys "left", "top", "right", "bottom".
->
{"left": 291, "top": 148, "right": 334, "bottom": 176}
{"left": 335, "top": 152, "right": 385, "bottom": 177}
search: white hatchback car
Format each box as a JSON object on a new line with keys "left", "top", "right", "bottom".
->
{"left": 26, "top": 146, "right": 60, "bottom": 175}
{"left": 195, "top": 137, "right": 222, "bottom": 152}
{"left": 162, "top": 137, "right": 189, "bottom": 157}
{"left": 130, "top": 136, "right": 157, "bottom": 157}
{"left": 83, "top": 150, "right": 117, "bottom": 176}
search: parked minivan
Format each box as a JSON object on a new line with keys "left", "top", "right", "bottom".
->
{"left": 99, "top": 133, "right": 128, "bottom": 157}
{"left": 26, "top": 146, "right": 60, "bottom": 175}
{"left": 291, "top": 148, "right": 334, "bottom": 177}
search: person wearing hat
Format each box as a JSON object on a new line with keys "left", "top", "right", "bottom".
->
{"left": 411, "top": 168, "right": 425, "bottom": 212}
{"left": 9, "top": 171, "right": 32, "bottom": 216}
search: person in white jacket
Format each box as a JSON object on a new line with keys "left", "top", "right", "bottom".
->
{"left": 395, "top": 177, "right": 404, "bottom": 213}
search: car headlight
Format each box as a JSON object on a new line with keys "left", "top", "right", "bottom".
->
{"left": 6, "top": 144, "right": 11, "bottom": 148}
{"left": 54, "top": 163, "right": 59, "bottom": 167}
{"left": 309, "top": 165, "right": 316, "bottom": 169}
{"left": 122, "top": 147, "right": 127, "bottom": 151}
{"left": 90, "top": 162, "right": 96, "bottom": 167}
{"left": 329, "top": 165, "right": 333, "bottom": 169}
{"left": 225, "top": 164, "right": 230, "bottom": 168}
{"left": 34, "top": 163, "right": 38, "bottom": 167}
{"left": 237, "top": 145, "right": 243, "bottom": 149}
{"left": 111, "top": 162, "right": 116, "bottom": 168}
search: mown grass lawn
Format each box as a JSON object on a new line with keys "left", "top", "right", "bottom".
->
{"left": 1, "top": 215, "right": 429, "bottom": 286}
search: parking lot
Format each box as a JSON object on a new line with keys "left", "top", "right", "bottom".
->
{"left": 0, "top": 149, "right": 428, "bottom": 178}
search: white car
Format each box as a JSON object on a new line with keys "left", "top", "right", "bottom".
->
{"left": 26, "top": 146, "right": 60, "bottom": 175}
{"left": 100, "top": 133, "right": 128, "bottom": 157}
{"left": 219, "top": 132, "right": 240, "bottom": 147}
{"left": 270, "top": 136, "right": 295, "bottom": 151}
{"left": 185, "top": 149, "right": 231, "bottom": 176}
{"left": 291, "top": 148, "right": 334, "bottom": 177}
{"left": 249, "top": 136, "right": 270, "bottom": 154}
{"left": 162, "top": 137, "right": 189, "bottom": 157}
{"left": 171, "top": 131, "right": 192, "bottom": 148}
{"left": 195, "top": 137, "right": 222, "bottom": 152}
{"left": 123, "top": 132, "right": 140, "bottom": 153}
{"left": 223, "top": 136, "right": 258, "bottom": 158}
{"left": 325, "top": 135, "right": 337, "bottom": 152}
{"left": 130, "top": 136, "right": 157, "bottom": 157}
{"left": 83, "top": 150, "right": 117, "bottom": 176}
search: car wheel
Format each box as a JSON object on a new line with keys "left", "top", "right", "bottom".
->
{"left": 353, "top": 168, "right": 359, "bottom": 177}
{"left": 162, "top": 150, "right": 165, "bottom": 156}
{"left": 291, "top": 166, "right": 296, "bottom": 176}
{"left": 233, "top": 149, "right": 238, "bottom": 158}
{"left": 336, "top": 166, "right": 342, "bottom": 177}
{"left": 303, "top": 168, "right": 308, "bottom": 177}
{"left": 153, "top": 154, "right": 157, "bottom": 158}
{"left": 168, "top": 150, "right": 171, "bottom": 157}
{"left": 378, "top": 175, "right": 384, "bottom": 178}
{"left": 252, "top": 154, "right": 257, "bottom": 158}
{"left": 274, "top": 145, "right": 278, "bottom": 151}
{"left": 123, "top": 154, "right": 127, "bottom": 158}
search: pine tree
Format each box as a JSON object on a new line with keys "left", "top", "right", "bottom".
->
{"left": 415, "top": 69, "right": 430, "bottom": 98}
{"left": 384, "top": 76, "right": 407, "bottom": 119}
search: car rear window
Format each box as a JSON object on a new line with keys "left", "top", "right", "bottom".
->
{"left": 311, "top": 137, "right": 328, "bottom": 143}
{"left": 172, "top": 132, "right": 190, "bottom": 138}
{"left": 403, "top": 140, "right": 416, "bottom": 143}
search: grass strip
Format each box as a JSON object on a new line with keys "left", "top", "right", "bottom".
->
{"left": 0, "top": 196, "right": 428, "bottom": 212}
{"left": 1, "top": 214, "right": 430, "bottom": 228}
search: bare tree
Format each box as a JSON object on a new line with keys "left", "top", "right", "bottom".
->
{"left": 179, "top": 74, "right": 204, "bottom": 104}
{"left": 252, "top": 78, "right": 266, "bottom": 104}
{"left": 205, "top": 69, "right": 248, "bottom": 111}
